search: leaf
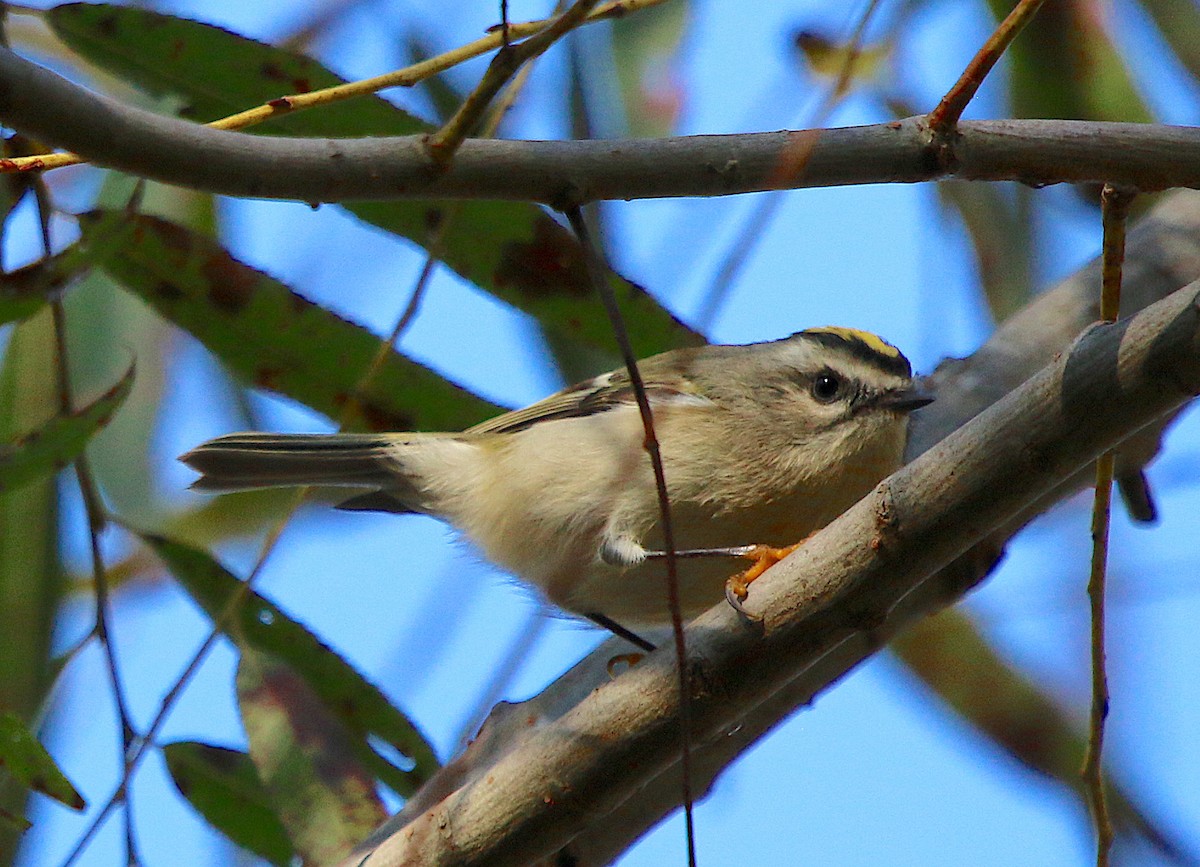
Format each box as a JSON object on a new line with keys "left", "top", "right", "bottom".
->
{"left": 0, "top": 713, "right": 85, "bottom": 811}
{"left": 934, "top": 181, "right": 1033, "bottom": 321}
{"left": 1139, "top": 0, "right": 1200, "bottom": 84}
{"left": 237, "top": 648, "right": 387, "bottom": 866}
{"left": 0, "top": 260, "right": 59, "bottom": 326}
{"left": 141, "top": 531, "right": 439, "bottom": 796}
{"left": 47, "top": 3, "right": 426, "bottom": 135}
{"left": 49, "top": 4, "right": 702, "bottom": 364}
{"left": 0, "top": 312, "right": 67, "bottom": 849}
{"left": 990, "top": 0, "right": 1152, "bottom": 123}
{"left": 610, "top": 0, "right": 689, "bottom": 138}
{"left": 0, "top": 359, "right": 134, "bottom": 493}
{"left": 893, "top": 609, "right": 1189, "bottom": 859}
{"left": 76, "top": 210, "right": 500, "bottom": 432}
{"left": 163, "top": 741, "right": 294, "bottom": 866}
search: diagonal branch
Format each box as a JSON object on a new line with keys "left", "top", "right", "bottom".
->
{"left": 337, "top": 192, "right": 1200, "bottom": 867}
{"left": 2, "top": 46, "right": 1200, "bottom": 202}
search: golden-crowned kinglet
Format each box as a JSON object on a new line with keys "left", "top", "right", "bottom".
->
{"left": 182, "top": 326, "right": 930, "bottom": 632}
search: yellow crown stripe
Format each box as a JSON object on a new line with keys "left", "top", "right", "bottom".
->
{"left": 804, "top": 326, "right": 901, "bottom": 359}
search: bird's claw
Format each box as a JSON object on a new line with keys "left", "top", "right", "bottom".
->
{"left": 723, "top": 542, "right": 803, "bottom": 621}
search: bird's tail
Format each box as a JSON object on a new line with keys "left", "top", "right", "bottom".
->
{"left": 181, "top": 432, "right": 407, "bottom": 494}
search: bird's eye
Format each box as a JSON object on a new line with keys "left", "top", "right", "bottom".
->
{"left": 810, "top": 372, "right": 843, "bottom": 403}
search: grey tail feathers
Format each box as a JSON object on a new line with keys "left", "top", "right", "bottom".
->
{"left": 180, "top": 433, "right": 413, "bottom": 504}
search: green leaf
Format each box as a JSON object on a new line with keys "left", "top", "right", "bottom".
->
{"left": 1139, "top": 0, "right": 1200, "bottom": 84}
{"left": 934, "top": 181, "right": 1033, "bottom": 322}
{"left": 0, "top": 713, "right": 85, "bottom": 811}
{"left": 349, "top": 200, "right": 702, "bottom": 361}
{"left": 0, "top": 312, "right": 67, "bottom": 861}
{"left": 163, "top": 741, "right": 293, "bottom": 866}
{"left": 49, "top": 4, "right": 702, "bottom": 364}
{"left": 0, "top": 260, "right": 58, "bottom": 327}
{"left": 237, "top": 648, "right": 387, "bottom": 866}
{"left": 47, "top": 3, "right": 426, "bottom": 135}
{"left": 893, "top": 609, "right": 1188, "bottom": 859}
{"left": 0, "top": 806, "right": 31, "bottom": 833}
{"left": 141, "top": 531, "right": 439, "bottom": 796}
{"left": 990, "top": 0, "right": 1152, "bottom": 123}
{"left": 76, "top": 210, "right": 500, "bottom": 432}
{"left": 0, "top": 359, "right": 134, "bottom": 493}
{"left": 610, "top": 0, "right": 689, "bottom": 138}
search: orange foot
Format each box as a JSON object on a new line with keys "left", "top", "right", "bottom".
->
{"left": 724, "top": 542, "right": 804, "bottom": 618}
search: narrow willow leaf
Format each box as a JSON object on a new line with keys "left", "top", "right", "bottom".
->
{"left": 611, "top": 0, "right": 689, "bottom": 138}
{"left": 989, "top": 0, "right": 1152, "bottom": 123}
{"left": 0, "top": 313, "right": 67, "bottom": 860}
{"left": 163, "top": 741, "right": 293, "bottom": 866}
{"left": 0, "top": 360, "right": 134, "bottom": 493}
{"left": 48, "top": 4, "right": 702, "bottom": 362}
{"left": 47, "top": 2, "right": 426, "bottom": 135}
{"left": 935, "top": 181, "right": 1033, "bottom": 321}
{"left": 0, "top": 713, "right": 85, "bottom": 811}
{"left": 76, "top": 210, "right": 500, "bottom": 432}
{"left": 141, "top": 531, "right": 439, "bottom": 796}
{"left": 237, "top": 648, "right": 387, "bottom": 866}
{"left": 1139, "top": 0, "right": 1200, "bottom": 83}
{"left": 0, "top": 260, "right": 58, "bottom": 326}
{"left": 893, "top": 610, "right": 1188, "bottom": 860}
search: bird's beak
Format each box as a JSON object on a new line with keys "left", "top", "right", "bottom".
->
{"left": 875, "top": 384, "right": 934, "bottom": 413}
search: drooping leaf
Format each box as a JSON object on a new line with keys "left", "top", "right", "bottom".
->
{"left": 0, "top": 260, "right": 58, "bottom": 326}
{"left": 893, "top": 609, "right": 1189, "bottom": 860}
{"left": 141, "top": 531, "right": 439, "bottom": 796}
{"left": 75, "top": 210, "right": 500, "bottom": 432}
{"left": 47, "top": 2, "right": 427, "bottom": 135}
{"left": 934, "top": 181, "right": 1033, "bottom": 321}
{"left": 237, "top": 648, "right": 387, "bottom": 866}
{"left": 0, "top": 713, "right": 85, "bottom": 811}
{"left": 989, "top": 0, "right": 1152, "bottom": 123}
{"left": 1139, "top": 0, "right": 1200, "bottom": 84}
{"left": 48, "top": 4, "right": 702, "bottom": 363}
{"left": 0, "top": 360, "right": 134, "bottom": 493}
{"left": 0, "top": 313, "right": 67, "bottom": 861}
{"left": 610, "top": 0, "right": 689, "bottom": 138}
{"left": 163, "top": 740, "right": 294, "bottom": 866}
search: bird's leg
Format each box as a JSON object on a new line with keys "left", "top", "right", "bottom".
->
{"left": 632, "top": 540, "right": 805, "bottom": 619}
{"left": 722, "top": 543, "right": 804, "bottom": 618}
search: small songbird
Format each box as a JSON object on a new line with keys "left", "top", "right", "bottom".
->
{"left": 181, "top": 327, "right": 930, "bottom": 639}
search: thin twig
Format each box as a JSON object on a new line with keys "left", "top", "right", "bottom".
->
{"left": 564, "top": 206, "right": 697, "bottom": 867}
{"left": 1081, "top": 183, "right": 1135, "bottom": 867}
{"left": 59, "top": 195, "right": 452, "bottom": 867}
{"left": 696, "top": 0, "right": 884, "bottom": 331}
{"left": 34, "top": 191, "right": 140, "bottom": 864}
{"left": 3, "top": 0, "right": 667, "bottom": 174}
{"left": 927, "top": 0, "right": 1047, "bottom": 132}
{"left": 426, "top": 0, "right": 601, "bottom": 164}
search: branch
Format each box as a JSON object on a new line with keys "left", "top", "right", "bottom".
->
{"left": 340, "top": 193, "right": 1200, "bottom": 866}
{"left": 2, "top": 45, "right": 1200, "bottom": 202}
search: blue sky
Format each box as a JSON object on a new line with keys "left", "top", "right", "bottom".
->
{"left": 8, "top": 0, "right": 1200, "bottom": 865}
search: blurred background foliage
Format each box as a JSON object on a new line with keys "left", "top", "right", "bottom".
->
{"left": 1, "top": 0, "right": 1198, "bottom": 865}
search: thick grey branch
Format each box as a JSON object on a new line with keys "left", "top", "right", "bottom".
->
{"left": 2, "top": 45, "right": 1200, "bottom": 203}
{"left": 344, "top": 204, "right": 1200, "bottom": 864}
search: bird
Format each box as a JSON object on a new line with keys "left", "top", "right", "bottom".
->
{"left": 181, "top": 326, "right": 931, "bottom": 643}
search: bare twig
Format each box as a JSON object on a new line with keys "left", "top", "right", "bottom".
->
{"left": 427, "top": 0, "right": 601, "bottom": 163}
{"left": 564, "top": 205, "right": 696, "bottom": 867}
{"left": 696, "top": 0, "right": 885, "bottom": 330}
{"left": 29, "top": 176, "right": 140, "bottom": 865}
{"left": 927, "top": 0, "right": 1047, "bottom": 132}
{"left": 1082, "top": 183, "right": 1136, "bottom": 867}
{"left": 2, "top": 0, "right": 668, "bottom": 174}
{"left": 1, "top": 48, "right": 1197, "bottom": 200}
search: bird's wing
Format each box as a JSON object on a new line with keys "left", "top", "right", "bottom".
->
{"left": 467, "top": 368, "right": 711, "bottom": 436}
